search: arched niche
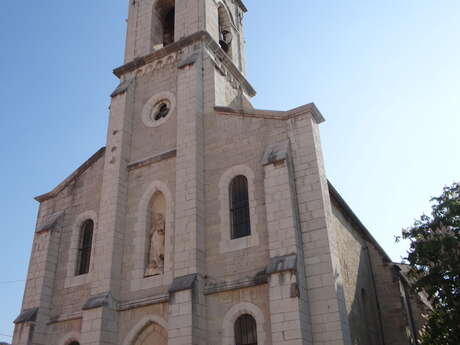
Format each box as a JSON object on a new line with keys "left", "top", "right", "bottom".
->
{"left": 145, "top": 191, "right": 166, "bottom": 276}
{"left": 152, "top": 0, "right": 175, "bottom": 49}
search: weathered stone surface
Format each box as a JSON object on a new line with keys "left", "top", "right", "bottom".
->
{"left": 36, "top": 211, "right": 64, "bottom": 233}
{"left": 168, "top": 274, "right": 197, "bottom": 293}
{"left": 14, "top": 308, "right": 38, "bottom": 324}
{"left": 261, "top": 140, "right": 290, "bottom": 166}
{"left": 82, "top": 292, "right": 113, "bottom": 310}
{"left": 266, "top": 254, "right": 297, "bottom": 274}
{"left": 12, "top": 2, "right": 425, "bottom": 345}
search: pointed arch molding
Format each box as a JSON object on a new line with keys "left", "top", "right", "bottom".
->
{"left": 130, "top": 180, "right": 174, "bottom": 291}
{"left": 122, "top": 315, "right": 168, "bottom": 345}
{"left": 216, "top": 1, "right": 237, "bottom": 30}
{"left": 222, "top": 302, "right": 266, "bottom": 345}
{"left": 218, "top": 165, "right": 259, "bottom": 253}
{"left": 64, "top": 210, "right": 98, "bottom": 288}
{"left": 59, "top": 331, "right": 81, "bottom": 345}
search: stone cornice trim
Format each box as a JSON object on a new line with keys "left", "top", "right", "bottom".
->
{"left": 287, "top": 103, "right": 325, "bottom": 124}
{"left": 35, "top": 147, "right": 106, "bottom": 203}
{"left": 47, "top": 311, "right": 82, "bottom": 325}
{"left": 235, "top": 0, "right": 248, "bottom": 12}
{"left": 117, "top": 294, "right": 169, "bottom": 311}
{"left": 204, "top": 36, "right": 256, "bottom": 97}
{"left": 82, "top": 292, "right": 115, "bottom": 311}
{"left": 14, "top": 308, "right": 38, "bottom": 324}
{"left": 215, "top": 102, "right": 325, "bottom": 123}
{"left": 266, "top": 254, "right": 297, "bottom": 275}
{"left": 204, "top": 273, "right": 267, "bottom": 295}
{"left": 169, "top": 274, "right": 197, "bottom": 293}
{"left": 113, "top": 31, "right": 205, "bottom": 78}
{"left": 128, "top": 149, "right": 177, "bottom": 171}
{"left": 113, "top": 31, "right": 256, "bottom": 97}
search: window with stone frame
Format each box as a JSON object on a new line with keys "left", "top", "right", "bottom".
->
{"left": 76, "top": 220, "right": 94, "bottom": 276}
{"left": 218, "top": 4, "right": 233, "bottom": 56}
{"left": 153, "top": 0, "right": 175, "bottom": 48}
{"left": 234, "top": 314, "right": 258, "bottom": 345}
{"left": 229, "top": 175, "right": 251, "bottom": 239}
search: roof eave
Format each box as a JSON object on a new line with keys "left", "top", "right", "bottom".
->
{"left": 35, "top": 147, "right": 106, "bottom": 203}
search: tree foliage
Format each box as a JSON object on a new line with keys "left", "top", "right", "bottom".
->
{"left": 400, "top": 182, "right": 460, "bottom": 345}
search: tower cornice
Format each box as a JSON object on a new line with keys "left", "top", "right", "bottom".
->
{"left": 234, "top": 0, "right": 248, "bottom": 12}
{"left": 113, "top": 30, "right": 256, "bottom": 97}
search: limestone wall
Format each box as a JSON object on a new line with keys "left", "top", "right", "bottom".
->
{"left": 129, "top": 63, "right": 178, "bottom": 164}
{"left": 331, "top": 200, "right": 383, "bottom": 345}
{"left": 367, "top": 245, "right": 412, "bottom": 345}
{"left": 204, "top": 112, "right": 287, "bottom": 282}
{"left": 50, "top": 155, "right": 105, "bottom": 316}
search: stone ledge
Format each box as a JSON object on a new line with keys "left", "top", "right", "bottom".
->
{"left": 215, "top": 102, "right": 325, "bottom": 123}
{"left": 14, "top": 308, "right": 38, "bottom": 324}
{"left": 47, "top": 311, "right": 82, "bottom": 325}
{"left": 169, "top": 274, "right": 197, "bottom": 293}
{"left": 204, "top": 272, "right": 267, "bottom": 295}
{"left": 261, "top": 140, "right": 290, "bottom": 166}
{"left": 82, "top": 292, "right": 114, "bottom": 311}
{"left": 178, "top": 52, "right": 199, "bottom": 69}
{"left": 111, "top": 78, "right": 132, "bottom": 98}
{"left": 128, "top": 149, "right": 177, "bottom": 171}
{"left": 113, "top": 31, "right": 256, "bottom": 98}
{"left": 36, "top": 211, "right": 64, "bottom": 233}
{"left": 266, "top": 254, "right": 297, "bottom": 275}
{"left": 118, "top": 294, "right": 169, "bottom": 311}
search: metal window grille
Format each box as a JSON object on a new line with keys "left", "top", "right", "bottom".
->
{"left": 230, "top": 175, "right": 251, "bottom": 239}
{"left": 234, "top": 314, "right": 258, "bottom": 345}
{"left": 77, "top": 220, "right": 93, "bottom": 276}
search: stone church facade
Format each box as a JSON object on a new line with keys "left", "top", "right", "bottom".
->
{"left": 12, "top": 1, "right": 427, "bottom": 345}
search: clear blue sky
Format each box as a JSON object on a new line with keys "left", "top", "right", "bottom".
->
{"left": 0, "top": 0, "right": 459, "bottom": 341}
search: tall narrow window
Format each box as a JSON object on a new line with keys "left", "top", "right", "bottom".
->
{"left": 152, "top": 0, "right": 175, "bottom": 49}
{"left": 76, "top": 220, "right": 93, "bottom": 276}
{"left": 163, "top": 7, "right": 175, "bottom": 46}
{"left": 235, "top": 314, "right": 258, "bottom": 345}
{"left": 230, "top": 175, "right": 251, "bottom": 239}
{"left": 218, "top": 5, "right": 233, "bottom": 55}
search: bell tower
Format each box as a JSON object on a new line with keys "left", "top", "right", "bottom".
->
{"left": 85, "top": 1, "right": 255, "bottom": 345}
{"left": 124, "top": 0, "right": 247, "bottom": 72}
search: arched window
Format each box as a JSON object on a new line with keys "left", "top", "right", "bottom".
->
{"left": 229, "top": 175, "right": 251, "bottom": 239}
{"left": 68, "top": 342, "right": 80, "bottom": 345}
{"left": 234, "top": 314, "right": 258, "bottom": 345}
{"left": 162, "top": 7, "right": 175, "bottom": 46}
{"left": 153, "top": 0, "right": 175, "bottom": 48}
{"left": 218, "top": 5, "right": 233, "bottom": 55}
{"left": 76, "top": 220, "right": 93, "bottom": 275}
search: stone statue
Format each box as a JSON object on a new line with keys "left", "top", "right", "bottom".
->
{"left": 145, "top": 213, "right": 165, "bottom": 276}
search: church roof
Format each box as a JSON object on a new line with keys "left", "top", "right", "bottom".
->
{"left": 35, "top": 147, "right": 106, "bottom": 202}
{"left": 328, "top": 181, "right": 393, "bottom": 263}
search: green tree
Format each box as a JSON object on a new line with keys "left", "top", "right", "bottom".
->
{"left": 400, "top": 182, "right": 460, "bottom": 345}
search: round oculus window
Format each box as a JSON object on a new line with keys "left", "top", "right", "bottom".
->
{"left": 142, "top": 91, "right": 176, "bottom": 128}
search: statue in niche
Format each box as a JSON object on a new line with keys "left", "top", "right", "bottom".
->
{"left": 145, "top": 213, "right": 166, "bottom": 277}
